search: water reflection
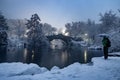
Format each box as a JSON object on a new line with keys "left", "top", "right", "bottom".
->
{"left": 0, "top": 46, "right": 7, "bottom": 62}
{"left": 25, "top": 48, "right": 32, "bottom": 63}
{"left": 0, "top": 46, "right": 104, "bottom": 69}
{"left": 23, "top": 48, "right": 27, "bottom": 62}
{"left": 84, "top": 50, "right": 87, "bottom": 63}
{"left": 39, "top": 49, "right": 69, "bottom": 69}
{"left": 61, "top": 51, "right": 68, "bottom": 64}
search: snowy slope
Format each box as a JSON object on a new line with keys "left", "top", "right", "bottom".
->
{"left": 0, "top": 63, "right": 48, "bottom": 77}
{"left": 0, "top": 53, "right": 120, "bottom": 80}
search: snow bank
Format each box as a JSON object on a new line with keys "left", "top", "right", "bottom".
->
{"left": 51, "top": 66, "right": 60, "bottom": 71}
{"left": 0, "top": 63, "right": 48, "bottom": 77}
{"left": 71, "top": 40, "right": 87, "bottom": 47}
{"left": 109, "top": 52, "right": 120, "bottom": 56}
{"left": 98, "top": 33, "right": 109, "bottom": 37}
{"left": 88, "top": 45, "right": 102, "bottom": 50}
{"left": 0, "top": 53, "right": 120, "bottom": 80}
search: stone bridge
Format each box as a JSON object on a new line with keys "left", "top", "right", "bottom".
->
{"left": 46, "top": 34, "right": 82, "bottom": 46}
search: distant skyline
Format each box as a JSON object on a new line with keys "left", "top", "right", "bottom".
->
{"left": 0, "top": 0, "right": 120, "bottom": 29}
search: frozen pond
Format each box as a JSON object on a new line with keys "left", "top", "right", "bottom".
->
{"left": 0, "top": 46, "right": 103, "bottom": 69}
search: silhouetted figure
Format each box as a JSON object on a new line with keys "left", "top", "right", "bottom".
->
{"left": 102, "top": 36, "right": 111, "bottom": 59}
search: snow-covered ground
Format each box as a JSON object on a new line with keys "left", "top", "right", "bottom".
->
{"left": 71, "top": 40, "right": 87, "bottom": 47}
{"left": 88, "top": 45, "right": 102, "bottom": 50}
{"left": 109, "top": 52, "right": 120, "bottom": 56}
{"left": 0, "top": 52, "right": 120, "bottom": 80}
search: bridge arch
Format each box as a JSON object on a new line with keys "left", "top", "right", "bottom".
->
{"left": 46, "top": 34, "right": 73, "bottom": 46}
{"left": 50, "top": 39, "right": 67, "bottom": 49}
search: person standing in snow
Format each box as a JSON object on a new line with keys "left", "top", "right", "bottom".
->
{"left": 102, "top": 36, "right": 111, "bottom": 59}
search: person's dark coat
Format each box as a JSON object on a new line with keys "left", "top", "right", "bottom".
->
{"left": 102, "top": 37, "right": 111, "bottom": 47}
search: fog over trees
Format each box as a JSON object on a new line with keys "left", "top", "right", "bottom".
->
{"left": 42, "top": 23, "right": 57, "bottom": 36}
{"left": 0, "top": 9, "right": 120, "bottom": 52}
{"left": 65, "top": 10, "right": 120, "bottom": 51}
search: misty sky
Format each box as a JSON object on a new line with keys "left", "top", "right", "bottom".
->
{"left": 0, "top": 0, "right": 120, "bottom": 29}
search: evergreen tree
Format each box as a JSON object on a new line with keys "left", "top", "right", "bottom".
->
{"left": 25, "top": 13, "right": 49, "bottom": 63}
{"left": 0, "top": 12, "right": 8, "bottom": 46}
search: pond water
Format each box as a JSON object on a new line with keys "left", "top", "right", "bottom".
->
{"left": 0, "top": 46, "right": 103, "bottom": 69}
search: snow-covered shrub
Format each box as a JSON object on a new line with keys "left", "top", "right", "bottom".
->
{"left": 109, "top": 29, "right": 120, "bottom": 52}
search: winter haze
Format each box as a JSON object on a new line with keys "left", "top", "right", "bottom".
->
{"left": 0, "top": 0, "right": 120, "bottom": 29}
{"left": 0, "top": 0, "right": 120, "bottom": 80}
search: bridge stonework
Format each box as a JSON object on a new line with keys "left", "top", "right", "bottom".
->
{"left": 46, "top": 34, "right": 73, "bottom": 46}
